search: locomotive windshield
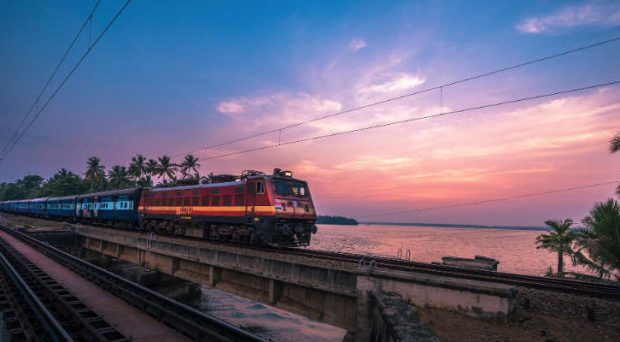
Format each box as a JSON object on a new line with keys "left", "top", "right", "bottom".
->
{"left": 273, "top": 179, "right": 308, "bottom": 197}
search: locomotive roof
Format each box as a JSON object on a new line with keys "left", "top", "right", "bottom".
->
{"left": 149, "top": 180, "right": 246, "bottom": 192}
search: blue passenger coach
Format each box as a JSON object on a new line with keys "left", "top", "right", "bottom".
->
{"left": 29, "top": 198, "right": 48, "bottom": 217}
{"left": 46, "top": 195, "right": 77, "bottom": 218}
{"left": 76, "top": 188, "right": 142, "bottom": 224}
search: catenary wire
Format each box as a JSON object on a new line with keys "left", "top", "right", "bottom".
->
{"left": 200, "top": 80, "right": 620, "bottom": 160}
{"left": 0, "top": 0, "right": 132, "bottom": 164}
{"left": 173, "top": 35, "right": 620, "bottom": 158}
{"left": 356, "top": 180, "right": 619, "bottom": 219}
{"left": 0, "top": 0, "right": 102, "bottom": 158}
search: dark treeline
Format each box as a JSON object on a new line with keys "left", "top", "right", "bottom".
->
{"left": 0, "top": 154, "right": 208, "bottom": 200}
{"left": 316, "top": 215, "right": 358, "bottom": 225}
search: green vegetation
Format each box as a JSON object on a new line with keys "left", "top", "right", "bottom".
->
{"left": 536, "top": 219, "right": 575, "bottom": 276}
{"left": 316, "top": 215, "right": 358, "bottom": 225}
{"left": 538, "top": 134, "right": 620, "bottom": 280}
{"left": 0, "top": 154, "right": 207, "bottom": 200}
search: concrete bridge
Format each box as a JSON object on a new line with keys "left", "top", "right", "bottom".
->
{"left": 76, "top": 225, "right": 517, "bottom": 341}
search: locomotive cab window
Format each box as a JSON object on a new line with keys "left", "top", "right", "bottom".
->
{"left": 256, "top": 182, "right": 265, "bottom": 194}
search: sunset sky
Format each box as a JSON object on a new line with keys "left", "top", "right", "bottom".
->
{"left": 1, "top": 0, "right": 619, "bottom": 226}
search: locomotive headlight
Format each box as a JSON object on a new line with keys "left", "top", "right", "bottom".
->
{"left": 283, "top": 171, "right": 293, "bottom": 177}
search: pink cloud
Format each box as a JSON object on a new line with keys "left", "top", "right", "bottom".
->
{"left": 516, "top": 1, "right": 620, "bottom": 34}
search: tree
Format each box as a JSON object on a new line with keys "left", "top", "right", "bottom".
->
{"left": 610, "top": 134, "right": 620, "bottom": 153}
{"left": 128, "top": 154, "right": 146, "bottom": 180}
{"left": 108, "top": 165, "right": 133, "bottom": 190}
{"left": 39, "top": 169, "right": 87, "bottom": 197}
{"left": 536, "top": 219, "right": 575, "bottom": 276}
{"left": 179, "top": 154, "right": 200, "bottom": 180}
{"left": 129, "top": 154, "right": 152, "bottom": 186}
{"left": 611, "top": 134, "right": 620, "bottom": 196}
{"left": 154, "top": 156, "right": 178, "bottom": 184}
{"left": 85, "top": 156, "right": 107, "bottom": 192}
{"left": 16, "top": 175, "right": 44, "bottom": 198}
{"left": 572, "top": 199, "right": 620, "bottom": 280}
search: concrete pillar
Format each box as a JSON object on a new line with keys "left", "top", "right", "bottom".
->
{"left": 355, "top": 276, "right": 378, "bottom": 342}
{"left": 209, "top": 266, "right": 221, "bottom": 287}
{"left": 170, "top": 257, "right": 179, "bottom": 274}
{"left": 268, "top": 279, "right": 282, "bottom": 305}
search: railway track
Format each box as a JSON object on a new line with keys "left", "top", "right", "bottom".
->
{"left": 2, "top": 214, "right": 619, "bottom": 301}
{"left": 276, "top": 247, "right": 620, "bottom": 300}
{"left": 0, "top": 225, "right": 267, "bottom": 342}
{"left": 0, "top": 237, "right": 129, "bottom": 342}
{"left": 0, "top": 249, "right": 73, "bottom": 341}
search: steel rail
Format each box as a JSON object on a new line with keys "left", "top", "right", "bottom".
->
{"left": 0, "top": 225, "right": 267, "bottom": 342}
{"left": 0, "top": 238, "right": 128, "bottom": 341}
{"left": 0, "top": 251, "right": 73, "bottom": 341}
{"left": 275, "top": 247, "right": 620, "bottom": 299}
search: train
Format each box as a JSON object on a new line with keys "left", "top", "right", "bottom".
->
{"left": 0, "top": 169, "right": 318, "bottom": 247}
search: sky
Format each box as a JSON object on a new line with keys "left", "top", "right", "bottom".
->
{"left": 1, "top": 0, "right": 619, "bottom": 226}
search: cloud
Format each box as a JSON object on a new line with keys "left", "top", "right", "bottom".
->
{"left": 516, "top": 1, "right": 620, "bottom": 34}
{"left": 357, "top": 73, "right": 425, "bottom": 94}
{"left": 217, "top": 101, "right": 246, "bottom": 113}
{"left": 348, "top": 38, "right": 366, "bottom": 51}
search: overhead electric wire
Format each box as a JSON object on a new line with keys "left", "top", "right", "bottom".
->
{"left": 174, "top": 35, "right": 620, "bottom": 158}
{"left": 0, "top": 0, "right": 102, "bottom": 159}
{"left": 200, "top": 80, "right": 620, "bottom": 160}
{"left": 356, "top": 180, "right": 620, "bottom": 219}
{"left": 0, "top": 0, "right": 132, "bottom": 164}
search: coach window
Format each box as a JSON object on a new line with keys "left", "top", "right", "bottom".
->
{"left": 155, "top": 198, "right": 161, "bottom": 206}
{"left": 176, "top": 197, "right": 182, "bottom": 206}
{"left": 256, "top": 182, "right": 265, "bottom": 194}
{"left": 234, "top": 194, "right": 244, "bottom": 206}
{"left": 168, "top": 198, "right": 174, "bottom": 206}
{"left": 192, "top": 197, "right": 199, "bottom": 206}
{"left": 223, "top": 195, "right": 231, "bottom": 206}
{"left": 202, "top": 196, "right": 209, "bottom": 206}
{"left": 212, "top": 196, "right": 220, "bottom": 206}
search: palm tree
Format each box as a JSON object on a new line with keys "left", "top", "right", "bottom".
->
{"left": 536, "top": 219, "right": 575, "bottom": 276}
{"left": 179, "top": 154, "right": 201, "bottom": 180}
{"left": 129, "top": 154, "right": 146, "bottom": 180}
{"left": 611, "top": 134, "right": 620, "bottom": 196}
{"left": 610, "top": 133, "right": 620, "bottom": 153}
{"left": 154, "top": 156, "right": 178, "bottom": 184}
{"left": 572, "top": 199, "right": 620, "bottom": 280}
{"left": 108, "top": 165, "right": 133, "bottom": 190}
{"left": 85, "top": 156, "right": 107, "bottom": 192}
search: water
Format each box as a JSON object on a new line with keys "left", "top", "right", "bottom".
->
{"left": 309, "top": 223, "right": 581, "bottom": 276}
{"left": 188, "top": 287, "right": 347, "bottom": 342}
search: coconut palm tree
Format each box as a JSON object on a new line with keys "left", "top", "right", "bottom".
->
{"left": 85, "top": 156, "right": 107, "bottom": 192}
{"left": 108, "top": 165, "right": 133, "bottom": 190}
{"left": 572, "top": 199, "right": 620, "bottom": 280}
{"left": 179, "top": 154, "right": 200, "bottom": 180}
{"left": 129, "top": 154, "right": 146, "bottom": 179}
{"left": 611, "top": 134, "right": 620, "bottom": 196}
{"left": 536, "top": 219, "right": 575, "bottom": 276}
{"left": 154, "top": 156, "right": 178, "bottom": 185}
{"left": 610, "top": 134, "right": 620, "bottom": 153}
{"left": 129, "top": 154, "right": 152, "bottom": 186}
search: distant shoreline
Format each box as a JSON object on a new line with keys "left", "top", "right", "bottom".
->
{"left": 356, "top": 221, "right": 548, "bottom": 231}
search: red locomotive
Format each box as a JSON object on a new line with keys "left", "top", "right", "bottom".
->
{"left": 139, "top": 169, "right": 318, "bottom": 246}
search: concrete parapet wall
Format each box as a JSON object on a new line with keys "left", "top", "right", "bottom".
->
{"left": 76, "top": 226, "right": 518, "bottom": 339}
